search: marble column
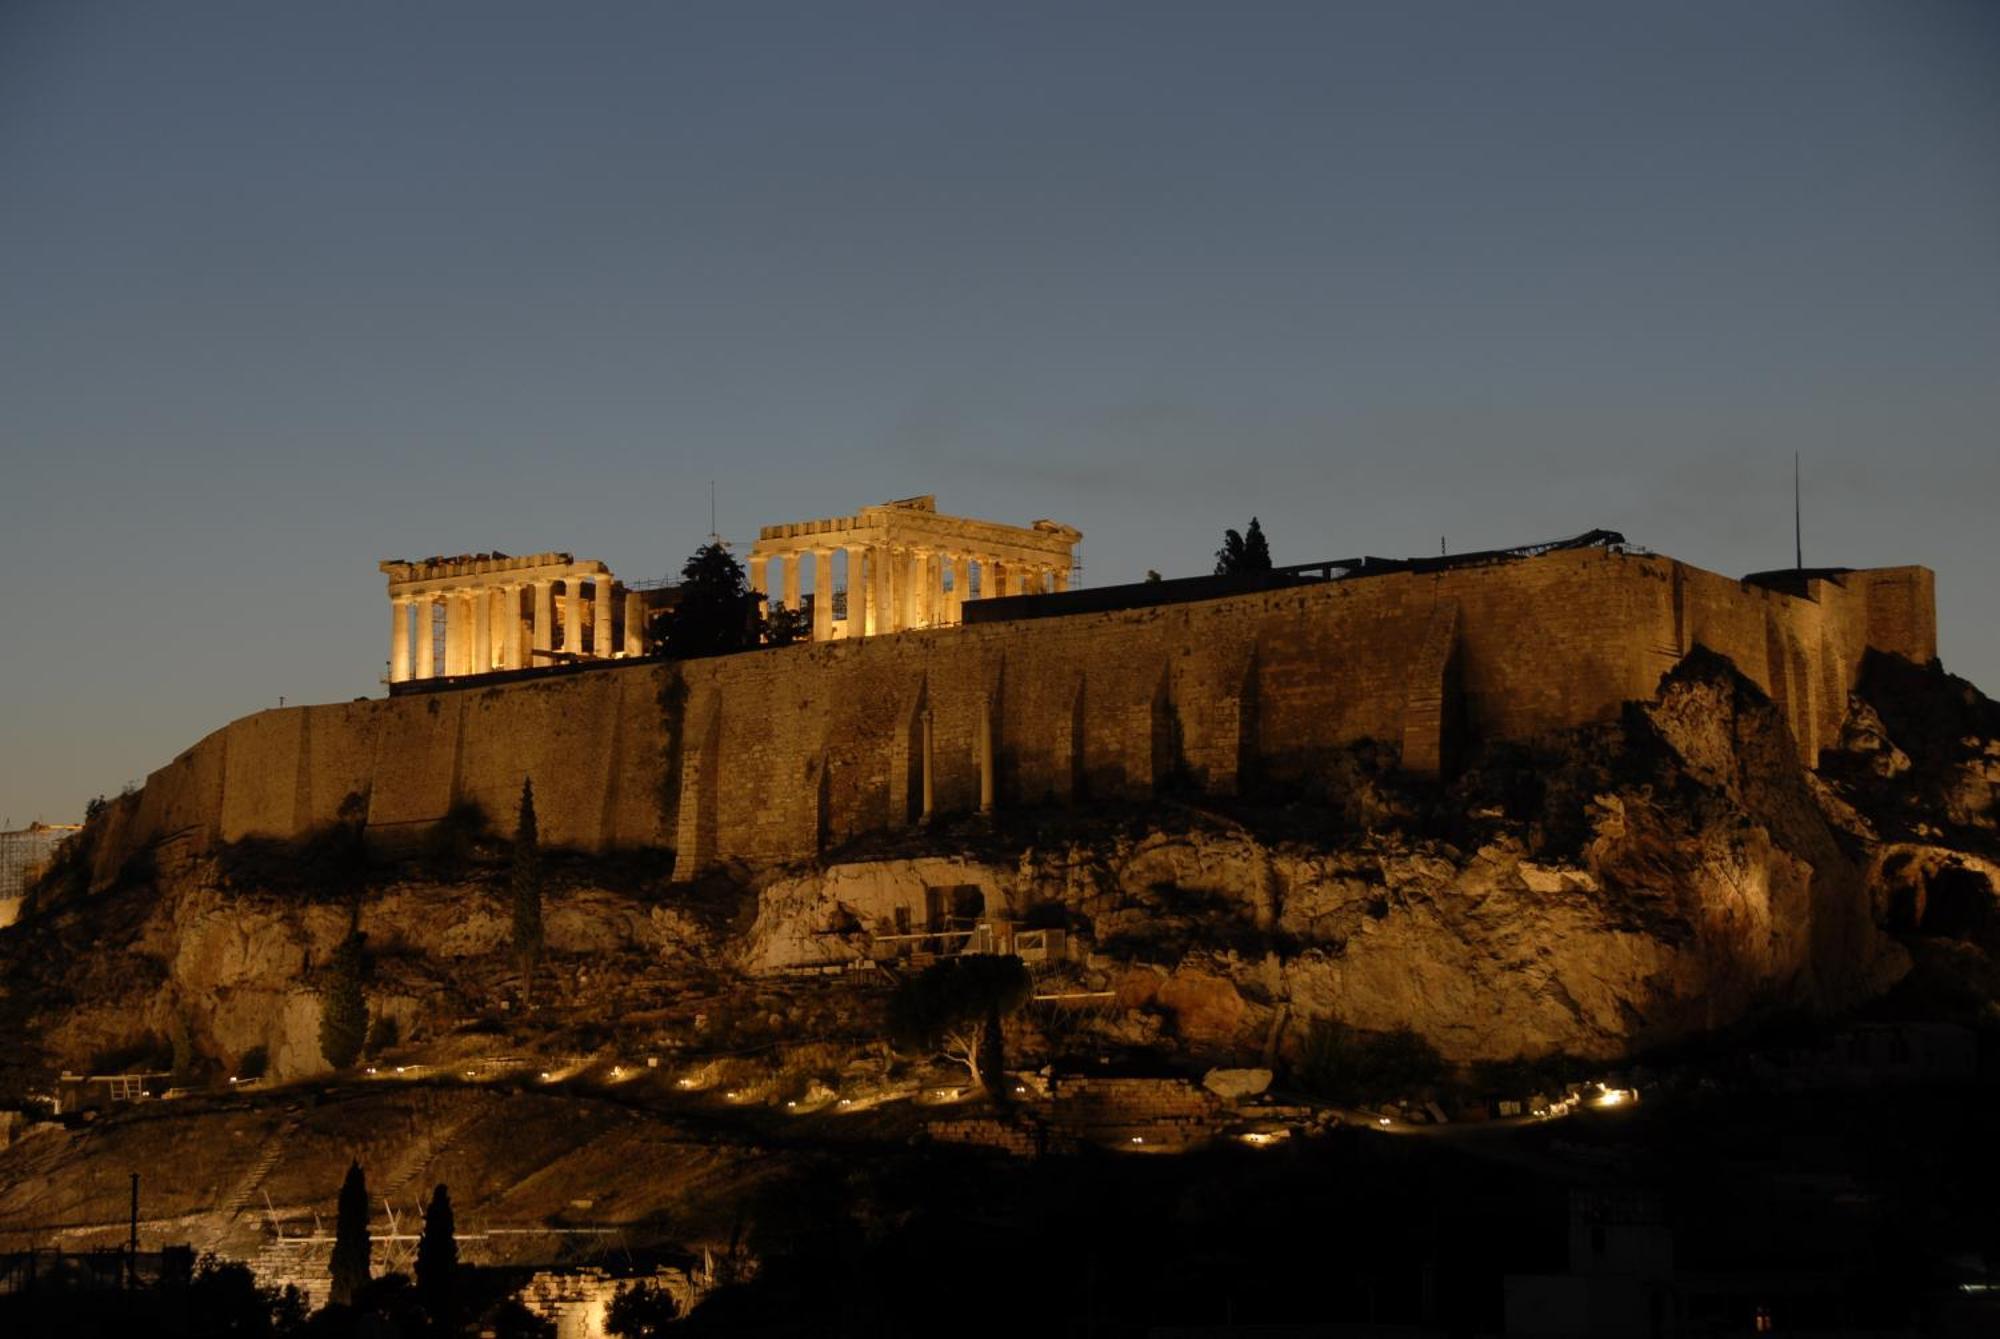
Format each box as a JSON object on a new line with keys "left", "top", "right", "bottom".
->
{"left": 926, "top": 551, "right": 944, "bottom": 627}
{"left": 1053, "top": 565, "right": 1070, "bottom": 593}
{"left": 987, "top": 561, "right": 1005, "bottom": 601}
{"left": 903, "top": 549, "right": 922, "bottom": 629}
{"left": 951, "top": 555, "right": 970, "bottom": 624}
{"left": 443, "top": 593, "right": 465, "bottom": 675}
{"left": 562, "top": 579, "right": 583, "bottom": 657}
{"left": 750, "top": 556, "right": 768, "bottom": 599}
{"left": 390, "top": 598, "right": 411, "bottom": 682}
{"left": 414, "top": 599, "right": 434, "bottom": 683}
{"left": 812, "top": 550, "right": 834, "bottom": 641}
{"left": 471, "top": 587, "right": 491, "bottom": 672}
{"left": 498, "top": 586, "right": 521, "bottom": 670}
{"left": 594, "top": 579, "right": 615, "bottom": 657}
{"left": 878, "top": 546, "right": 899, "bottom": 632}
{"left": 533, "top": 581, "right": 554, "bottom": 664}
{"left": 625, "top": 590, "right": 645, "bottom": 655}
{"left": 778, "top": 554, "right": 798, "bottom": 616}
{"left": 845, "top": 544, "right": 868, "bottom": 636}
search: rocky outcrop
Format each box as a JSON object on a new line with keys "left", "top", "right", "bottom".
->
{"left": 7, "top": 647, "right": 1995, "bottom": 1089}
{"left": 742, "top": 651, "right": 1921, "bottom": 1063}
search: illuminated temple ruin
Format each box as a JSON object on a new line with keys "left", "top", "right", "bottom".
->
{"left": 746, "top": 495, "right": 1081, "bottom": 639}
{"left": 379, "top": 497, "right": 1082, "bottom": 682}
{"left": 379, "top": 552, "right": 651, "bottom": 684}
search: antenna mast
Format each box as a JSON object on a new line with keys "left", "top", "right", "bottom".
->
{"left": 1800, "top": 453, "right": 1816, "bottom": 575}
{"left": 709, "top": 480, "right": 719, "bottom": 545}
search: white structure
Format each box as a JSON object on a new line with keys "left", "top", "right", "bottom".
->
{"left": 746, "top": 495, "right": 1080, "bottom": 640}
{"left": 379, "top": 552, "right": 649, "bottom": 684}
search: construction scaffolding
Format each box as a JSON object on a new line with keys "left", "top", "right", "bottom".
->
{"left": 0, "top": 823, "right": 78, "bottom": 903}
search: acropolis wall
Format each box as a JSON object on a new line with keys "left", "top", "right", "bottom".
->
{"left": 87, "top": 547, "right": 1935, "bottom": 886}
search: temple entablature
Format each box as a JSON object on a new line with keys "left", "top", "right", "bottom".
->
{"left": 379, "top": 551, "right": 650, "bottom": 686}
{"left": 748, "top": 495, "right": 1080, "bottom": 640}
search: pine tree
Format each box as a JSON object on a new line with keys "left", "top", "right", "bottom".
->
{"left": 1215, "top": 517, "right": 1274, "bottom": 575}
{"left": 416, "top": 1183, "right": 458, "bottom": 1327}
{"left": 317, "top": 931, "right": 368, "bottom": 1071}
{"left": 511, "top": 778, "right": 543, "bottom": 978}
{"left": 1213, "top": 529, "right": 1246, "bottom": 575}
{"left": 1242, "top": 516, "right": 1273, "bottom": 571}
{"left": 647, "top": 541, "right": 766, "bottom": 658}
{"left": 330, "top": 1161, "right": 371, "bottom": 1307}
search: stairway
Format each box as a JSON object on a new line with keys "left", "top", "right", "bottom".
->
{"left": 222, "top": 1106, "right": 304, "bottom": 1218}
{"left": 377, "top": 1110, "right": 477, "bottom": 1210}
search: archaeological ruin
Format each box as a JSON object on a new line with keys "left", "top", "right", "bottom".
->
{"left": 379, "top": 551, "right": 655, "bottom": 685}
{"left": 746, "top": 494, "right": 1081, "bottom": 638}
{"left": 97, "top": 517, "right": 1932, "bottom": 889}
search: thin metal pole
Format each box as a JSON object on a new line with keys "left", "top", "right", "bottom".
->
{"left": 1794, "top": 451, "right": 1803, "bottom": 570}
{"left": 128, "top": 1172, "right": 138, "bottom": 1291}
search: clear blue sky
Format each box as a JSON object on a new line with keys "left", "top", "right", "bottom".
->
{"left": 2, "top": 1, "right": 1995, "bottom": 825}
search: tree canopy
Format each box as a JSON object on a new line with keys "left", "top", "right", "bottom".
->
{"left": 1214, "top": 517, "right": 1273, "bottom": 576}
{"left": 317, "top": 931, "right": 369, "bottom": 1071}
{"left": 647, "top": 540, "right": 765, "bottom": 658}
{"left": 511, "top": 777, "right": 543, "bottom": 977}
{"left": 416, "top": 1182, "right": 459, "bottom": 1326}
{"left": 329, "top": 1161, "right": 371, "bottom": 1307}
{"left": 888, "top": 954, "right": 1033, "bottom": 1091}
{"left": 605, "top": 1280, "right": 680, "bottom": 1338}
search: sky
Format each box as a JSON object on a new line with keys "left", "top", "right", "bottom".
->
{"left": 2, "top": 1, "right": 1995, "bottom": 826}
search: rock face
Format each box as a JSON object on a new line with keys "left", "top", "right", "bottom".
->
{"left": 4, "top": 648, "right": 1994, "bottom": 1088}
{"left": 743, "top": 651, "right": 1935, "bottom": 1063}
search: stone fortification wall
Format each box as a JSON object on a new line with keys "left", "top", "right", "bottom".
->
{"left": 88, "top": 549, "right": 1934, "bottom": 885}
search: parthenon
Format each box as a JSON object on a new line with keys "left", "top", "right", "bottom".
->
{"left": 379, "top": 552, "right": 650, "bottom": 684}
{"left": 380, "top": 498, "right": 1080, "bottom": 685}
{"left": 746, "top": 495, "right": 1081, "bottom": 640}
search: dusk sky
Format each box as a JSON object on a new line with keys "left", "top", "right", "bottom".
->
{"left": 2, "top": 1, "right": 1995, "bottom": 827}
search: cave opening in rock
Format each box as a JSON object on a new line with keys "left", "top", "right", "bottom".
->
{"left": 1920, "top": 865, "right": 1992, "bottom": 938}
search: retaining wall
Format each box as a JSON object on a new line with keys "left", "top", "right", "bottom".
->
{"left": 89, "top": 550, "right": 1934, "bottom": 886}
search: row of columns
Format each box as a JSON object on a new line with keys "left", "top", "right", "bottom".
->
{"left": 753, "top": 546, "right": 1071, "bottom": 639}
{"left": 389, "top": 580, "right": 646, "bottom": 683}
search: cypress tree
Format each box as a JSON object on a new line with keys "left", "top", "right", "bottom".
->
{"left": 1216, "top": 518, "right": 1273, "bottom": 575}
{"left": 318, "top": 931, "right": 368, "bottom": 1071}
{"left": 1213, "top": 528, "right": 1247, "bottom": 575}
{"left": 416, "top": 1182, "right": 458, "bottom": 1327}
{"left": 329, "top": 1160, "right": 371, "bottom": 1307}
{"left": 511, "top": 778, "right": 543, "bottom": 976}
{"left": 1241, "top": 516, "right": 1273, "bottom": 571}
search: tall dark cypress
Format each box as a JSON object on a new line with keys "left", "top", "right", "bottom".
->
{"left": 511, "top": 777, "right": 543, "bottom": 977}
{"left": 318, "top": 931, "right": 369, "bottom": 1070}
{"left": 1241, "top": 516, "right": 1273, "bottom": 571}
{"left": 329, "top": 1160, "right": 371, "bottom": 1307}
{"left": 415, "top": 1182, "right": 458, "bottom": 1326}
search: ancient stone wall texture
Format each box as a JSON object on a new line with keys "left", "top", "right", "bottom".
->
{"left": 90, "top": 551, "right": 1935, "bottom": 886}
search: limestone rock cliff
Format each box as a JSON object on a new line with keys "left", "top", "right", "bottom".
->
{"left": 3, "top": 648, "right": 1994, "bottom": 1091}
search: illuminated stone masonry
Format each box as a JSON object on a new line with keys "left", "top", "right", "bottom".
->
{"left": 747, "top": 494, "right": 1081, "bottom": 640}
{"left": 379, "top": 551, "right": 648, "bottom": 685}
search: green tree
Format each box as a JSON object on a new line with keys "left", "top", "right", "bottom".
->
{"left": 1214, "top": 516, "right": 1274, "bottom": 576}
{"left": 511, "top": 777, "right": 544, "bottom": 979}
{"left": 888, "top": 954, "right": 1033, "bottom": 1094}
{"left": 415, "top": 1183, "right": 458, "bottom": 1329}
{"left": 647, "top": 541, "right": 765, "bottom": 658}
{"left": 329, "top": 1161, "right": 371, "bottom": 1307}
{"left": 169, "top": 1013, "right": 196, "bottom": 1087}
{"left": 765, "top": 603, "right": 809, "bottom": 646}
{"left": 317, "top": 931, "right": 369, "bottom": 1071}
{"left": 605, "top": 1281, "right": 680, "bottom": 1338}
